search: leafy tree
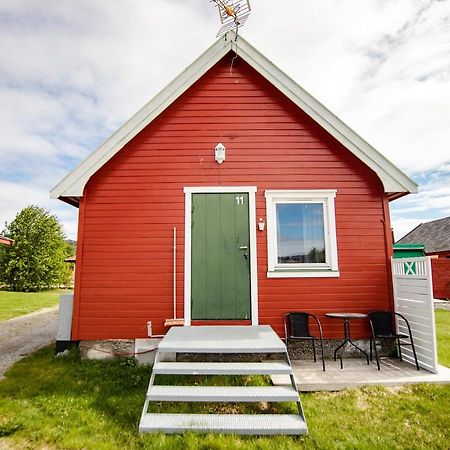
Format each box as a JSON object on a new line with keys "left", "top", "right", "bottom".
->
{"left": 0, "top": 206, "right": 74, "bottom": 291}
{"left": 306, "top": 247, "right": 326, "bottom": 263}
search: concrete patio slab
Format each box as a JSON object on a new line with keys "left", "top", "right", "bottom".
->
{"left": 272, "top": 358, "right": 450, "bottom": 391}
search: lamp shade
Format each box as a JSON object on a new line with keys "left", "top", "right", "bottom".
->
{"left": 215, "top": 143, "right": 226, "bottom": 164}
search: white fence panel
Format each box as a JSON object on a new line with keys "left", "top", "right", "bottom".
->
{"left": 392, "top": 257, "right": 438, "bottom": 373}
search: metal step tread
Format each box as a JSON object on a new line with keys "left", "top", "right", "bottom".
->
{"left": 139, "top": 413, "right": 307, "bottom": 435}
{"left": 146, "top": 385, "right": 299, "bottom": 402}
{"left": 158, "top": 326, "right": 287, "bottom": 354}
{"left": 153, "top": 361, "right": 292, "bottom": 375}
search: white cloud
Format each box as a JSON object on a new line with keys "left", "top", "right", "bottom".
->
{"left": 391, "top": 217, "right": 425, "bottom": 242}
{"left": 0, "top": 0, "right": 448, "bottom": 240}
{"left": 390, "top": 166, "right": 450, "bottom": 240}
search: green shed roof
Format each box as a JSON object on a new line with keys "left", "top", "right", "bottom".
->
{"left": 393, "top": 243, "right": 425, "bottom": 250}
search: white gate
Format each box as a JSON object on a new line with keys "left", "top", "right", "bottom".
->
{"left": 392, "top": 257, "right": 438, "bottom": 373}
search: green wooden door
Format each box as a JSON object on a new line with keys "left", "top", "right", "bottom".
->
{"left": 191, "top": 193, "right": 251, "bottom": 320}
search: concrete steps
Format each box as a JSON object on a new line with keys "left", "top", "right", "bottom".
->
{"left": 139, "top": 325, "right": 307, "bottom": 435}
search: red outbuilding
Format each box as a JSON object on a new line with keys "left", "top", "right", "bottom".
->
{"left": 0, "top": 235, "right": 13, "bottom": 246}
{"left": 397, "top": 216, "right": 450, "bottom": 298}
{"left": 51, "top": 35, "right": 417, "bottom": 342}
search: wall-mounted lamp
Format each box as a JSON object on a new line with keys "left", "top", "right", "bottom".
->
{"left": 258, "top": 218, "right": 265, "bottom": 231}
{"left": 215, "top": 143, "right": 226, "bottom": 164}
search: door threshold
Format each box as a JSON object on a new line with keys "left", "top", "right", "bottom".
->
{"left": 190, "top": 320, "right": 252, "bottom": 326}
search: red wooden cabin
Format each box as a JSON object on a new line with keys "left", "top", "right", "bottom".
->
{"left": 51, "top": 35, "right": 417, "bottom": 342}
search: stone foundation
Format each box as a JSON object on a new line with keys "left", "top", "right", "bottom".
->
{"left": 78, "top": 338, "right": 395, "bottom": 364}
{"left": 286, "top": 338, "right": 395, "bottom": 360}
{"left": 79, "top": 339, "right": 135, "bottom": 360}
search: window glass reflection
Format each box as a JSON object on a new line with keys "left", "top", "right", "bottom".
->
{"left": 276, "top": 203, "right": 325, "bottom": 264}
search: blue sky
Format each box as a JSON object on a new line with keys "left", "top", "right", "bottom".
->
{"left": 0, "top": 0, "right": 449, "bottom": 240}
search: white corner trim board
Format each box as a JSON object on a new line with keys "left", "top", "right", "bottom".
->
{"left": 51, "top": 32, "right": 417, "bottom": 203}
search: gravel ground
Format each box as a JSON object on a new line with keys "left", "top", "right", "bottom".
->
{"left": 0, "top": 306, "right": 58, "bottom": 380}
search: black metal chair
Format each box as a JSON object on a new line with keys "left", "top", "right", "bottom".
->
{"left": 283, "top": 312, "right": 326, "bottom": 371}
{"left": 368, "top": 311, "right": 420, "bottom": 371}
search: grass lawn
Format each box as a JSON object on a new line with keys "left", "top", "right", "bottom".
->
{"left": 0, "top": 311, "right": 449, "bottom": 449}
{"left": 0, "top": 289, "right": 71, "bottom": 321}
{"left": 436, "top": 309, "right": 450, "bottom": 367}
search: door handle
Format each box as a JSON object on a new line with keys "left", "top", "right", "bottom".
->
{"left": 239, "top": 246, "right": 248, "bottom": 250}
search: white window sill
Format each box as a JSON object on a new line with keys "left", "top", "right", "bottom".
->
{"left": 266, "top": 270, "right": 340, "bottom": 278}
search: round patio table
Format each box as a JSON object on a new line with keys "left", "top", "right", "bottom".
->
{"left": 325, "top": 312, "right": 370, "bottom": 369}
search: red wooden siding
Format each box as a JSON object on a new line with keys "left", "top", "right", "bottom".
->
{"left": 73, "top": 53, "right": 392, "bottom": 341}
{"left": 428, "top": 251, "right": 450, "bottom": 258}
{"left": 431, "top": 258, "right": 450, "bottom": 299}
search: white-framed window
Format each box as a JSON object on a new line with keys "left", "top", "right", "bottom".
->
{"left": 265, "top": 190, "right": 339, "bottom": 278}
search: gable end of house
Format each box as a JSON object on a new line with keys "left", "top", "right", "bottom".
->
{"left": 50, "top": 33, "right": 417, "bottom": 205}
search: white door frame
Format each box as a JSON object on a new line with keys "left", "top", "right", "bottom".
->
{"left": 183, "top": 186, "right": 259, "bottom": 326}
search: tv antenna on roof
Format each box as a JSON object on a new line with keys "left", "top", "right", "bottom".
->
{"left": 211, "top": 0, "right": 252, "bottom": 38}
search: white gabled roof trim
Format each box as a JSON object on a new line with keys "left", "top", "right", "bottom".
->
{"left": 51, "top": 32, "right": 417, "bottom": 201}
